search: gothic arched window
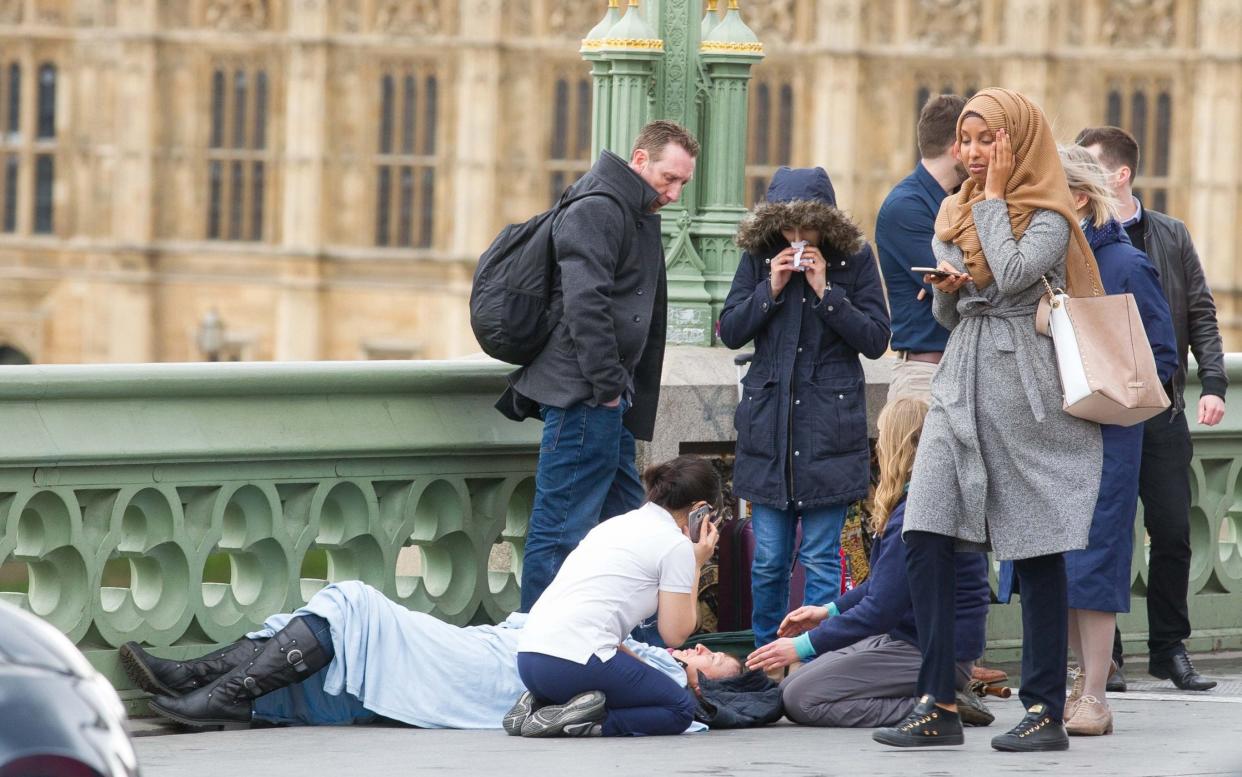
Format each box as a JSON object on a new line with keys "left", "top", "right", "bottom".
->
{"left": 375, "top": 65, "right": 439, "bottom": 249}
{"left": 547, "top": 69, "right": 592, "bottom": 205}
{"left": 1105, "top": 78, "right": 1174, "bottom": 214}
{"left": 746, "top": 73, "right": 795, "bottom": 207}
{"left": 206, "top": 65, "right": 271, "bottom": 241}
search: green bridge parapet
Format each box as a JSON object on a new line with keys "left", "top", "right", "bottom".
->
{"left": 1, "top": 356, "right": 1239, "bottom": 704}
{"left": 0, "top": 360, "right": 541, "bottom": 707}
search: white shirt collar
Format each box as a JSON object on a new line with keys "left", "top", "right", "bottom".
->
{"left": 1121, "top": 195, "right": 1143, "bottom": 227}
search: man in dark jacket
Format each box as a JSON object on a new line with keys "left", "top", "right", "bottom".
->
{"left": 501, "top": 120, "right": 699, "bottom": 612}
{"left": 1078, "top": 126, "right": 1226, "bottom": 692}
{"left": 876, "top": 94, "right": 966, "bottom": 402}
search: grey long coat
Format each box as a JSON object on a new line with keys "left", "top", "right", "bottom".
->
{"left": 902, "top": 200, "right": 1103, "bottom": 561}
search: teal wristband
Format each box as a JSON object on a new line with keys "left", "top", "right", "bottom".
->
{"left": 793, "top": 632, "right": 817, "bottom": 661}
{"left": 826, "top": 602, "right": 840, "bottom": 618}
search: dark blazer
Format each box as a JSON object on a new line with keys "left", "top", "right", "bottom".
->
{"left": 1140, "top": 207, "right": 1228, "bottom": 411}
{"left": 719, "top": 168, "right": 890, "bottom": 509}
{"left": 498, "top": 150, "right": 668, "bottom": 441}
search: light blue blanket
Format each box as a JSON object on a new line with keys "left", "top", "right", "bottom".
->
{"left": 248, "top": 581, "right": 695, "bottom": 730}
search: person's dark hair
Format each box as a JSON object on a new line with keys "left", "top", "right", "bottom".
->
{"left": 917, "top": 94, "right": 967, "bottom": 158}
{"left": 632, "top": 120, "right": 700, "bottom": 160}
{"left": 1075, "top": 125, "right": 1140, "bottom": 178}
{"left": 642, "top": 456, "right": 720, "bottom": 511}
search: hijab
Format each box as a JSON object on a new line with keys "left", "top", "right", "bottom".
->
{"left": 934, "top": 88, "right": 1102, "bottom": 297}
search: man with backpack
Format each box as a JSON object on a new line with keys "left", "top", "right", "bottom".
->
{"left": 494, "top": 120, "right": 699, "bottom": 612}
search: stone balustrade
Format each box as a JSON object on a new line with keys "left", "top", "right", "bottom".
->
{"left": 1, "top": 354, "right": 1240, "bottom": 705}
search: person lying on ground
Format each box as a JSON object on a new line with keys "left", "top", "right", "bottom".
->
{"left": 120, "top": 579, "right": 740, "bottom": 731}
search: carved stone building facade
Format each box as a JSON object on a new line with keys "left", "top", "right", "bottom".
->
{"left": 2, "top": 0, "right": 1240, "bottom": 363}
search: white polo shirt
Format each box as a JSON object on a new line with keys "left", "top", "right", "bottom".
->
{"left": 518, "top": 502, "right": 696, "bottom": 664}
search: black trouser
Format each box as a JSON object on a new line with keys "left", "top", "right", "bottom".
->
{"left": 1113, "top": 407, "right": 1193, "bottom": 665}
{"left": 906, "top": 531, "right": 1068, "bottom": 720}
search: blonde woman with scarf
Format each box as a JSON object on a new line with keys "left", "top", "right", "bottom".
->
{"left": 873, "top": 88, "right": 1103, "bottom": 754}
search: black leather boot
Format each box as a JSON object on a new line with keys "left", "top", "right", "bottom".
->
{"left": 148, "top": 616, "right": 331, "bottom": 727}
{"left": 872, "top": 695, "right": 965, "bottom": 747}
{"left": 120, "top": 639, "right": 266, "bottom": 697}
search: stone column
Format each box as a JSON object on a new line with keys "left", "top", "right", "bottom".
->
{"left": 275, "top": 0, "right": 331, "bottom": 361}
{"left": 1189, "top": 0, "right": 1242, "bottom": 340}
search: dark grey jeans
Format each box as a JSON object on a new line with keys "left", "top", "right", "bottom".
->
{"left": 780, "top": 635, "right": 971, "bottom": 728}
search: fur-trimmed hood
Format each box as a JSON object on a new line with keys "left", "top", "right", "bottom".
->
{"left": 735, "top": 166, "right": 865, "bottom": 256}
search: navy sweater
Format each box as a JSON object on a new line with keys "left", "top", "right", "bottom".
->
{"left": 807, "top": 500, "right": 990, "bottom": 661}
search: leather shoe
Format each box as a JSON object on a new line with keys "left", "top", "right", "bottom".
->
{"left": 872, "top": 695, "right": 964, "bottom": 747}
{"left": 1106, "top": 662, "right": 1127, "bottom": 693}
{"left": 1149, "top": 651, "right": 1216, "bottom": 691}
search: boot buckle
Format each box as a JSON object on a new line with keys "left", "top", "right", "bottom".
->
{"left": 287, "top": 648, "right": 308, "bottom": 672}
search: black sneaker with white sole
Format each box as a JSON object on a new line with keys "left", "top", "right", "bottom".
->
{"left": 519, "top": 690, "right": 607, "bottom": 738}
{"left": 503, "top": 691, "right": 541, "bottom": 737}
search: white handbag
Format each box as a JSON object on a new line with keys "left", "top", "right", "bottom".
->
{"left": 1036, "top": 276, "right": 1170, "bottom": 427}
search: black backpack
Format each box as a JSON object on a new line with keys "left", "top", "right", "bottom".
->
{"left": 470, "top": 189, "right": 631, "bottom": 365}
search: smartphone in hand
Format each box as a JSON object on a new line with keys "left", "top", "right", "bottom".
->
{"left": 911, "top": 266, "right": 960, "bottom": 280}
{"left": 688, "top": 505, "right": 714, "bottom": 542}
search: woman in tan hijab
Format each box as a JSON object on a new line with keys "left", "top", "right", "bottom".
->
{"left": 872, "top": 89, "right": 1103, "bottom": 753}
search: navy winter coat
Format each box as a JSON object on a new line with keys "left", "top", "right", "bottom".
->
{"left": 719, "top": 168, "right": 891, "bottom": 509}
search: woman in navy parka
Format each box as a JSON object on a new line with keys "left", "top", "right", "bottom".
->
{"left": 719, "top": 167, "right": 891, "bottom": 647}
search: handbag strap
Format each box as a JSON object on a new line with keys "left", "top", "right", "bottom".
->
{"left": 1065, "top": 229, "right": 1106, "bottom": 298}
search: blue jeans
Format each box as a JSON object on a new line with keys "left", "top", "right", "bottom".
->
{"left": 252, "top": 615, "right": 377, "bottom": 726}
{"left": 517, "top": 651, "right": 696, "bottom": 737}
{"left": 751, "top": 502, "right": 848, "bottom": 646}
{"left": 519, "top": 401, "right": 645, "bottom": 612}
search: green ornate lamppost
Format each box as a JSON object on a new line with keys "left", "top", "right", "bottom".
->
{"left": 581, "top": 0, "right": 763, "bottom": 346}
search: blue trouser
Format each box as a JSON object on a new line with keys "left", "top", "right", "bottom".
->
{"left": 252, "top": 615, "right": 378, "bottom": 726}
{"left": 517, "top": 651, "right": 696, "bottom": 737}
{"left": 906, "top": 531, "right": 1068, "bottom": 720}
{"left": 519, "top": 401, "right": 645, "bottom": 612}
{"left": 750, "top": 502, "right": 848, "bottom": 646}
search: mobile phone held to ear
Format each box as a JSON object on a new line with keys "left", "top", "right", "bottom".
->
{"left": 688, "top": 504, "right": 713, "bottom": 542}
{"left": 911, "top": 266, "right": 960, "bottom": 280}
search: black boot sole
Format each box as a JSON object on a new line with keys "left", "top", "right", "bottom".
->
{"left": 148, "top": 698, "right": 251, "bottom": 729}
{"left": 120, "top": 643, "right": 181, "bottom": 697}
{"left": 872, "top": 728, "right": 965, "bottom": 747}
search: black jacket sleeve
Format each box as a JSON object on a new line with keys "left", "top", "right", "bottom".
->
{"left": 552, "top": 198, "right": 631, "bottom": 405}
{"left": 1176, "top": 222, "right": 1228, "bottom": 398}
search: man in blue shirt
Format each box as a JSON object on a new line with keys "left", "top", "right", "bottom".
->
{"left": 876, "top": 94, "right": 967, "bottom": 401}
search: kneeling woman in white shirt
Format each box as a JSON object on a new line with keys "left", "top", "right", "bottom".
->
{"left": 511, "top": 455, "right": 721, "bottom": 737}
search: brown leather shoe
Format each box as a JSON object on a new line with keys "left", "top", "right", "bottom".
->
{"left": 1065, "top": 695, "right": 1113, "bottom": 736}
{"left": 1065, "top": 666, "right": 1085, "bottom": 721}
{"left": 972, "top": 665, "right": 1008, "bottom": 685}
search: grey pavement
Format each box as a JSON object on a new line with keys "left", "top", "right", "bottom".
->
{"left": 132, "top": 656, "right": 1242, "bottom": 777}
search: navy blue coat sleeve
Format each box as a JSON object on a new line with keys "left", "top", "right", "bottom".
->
{"left": 1127, "top": 257, "right": 1180, "bottom": 384}
{"left": 807, "top": 509, "right": 909, "bottom": 656}
{"left": 719, "top": 251, "right": 783, "bottom": 349}
{"left": 829, "top": 578, "right": 867, "bottom": 613}
{"left": 812, "top": 244, "right": 892, "bottom": 359}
